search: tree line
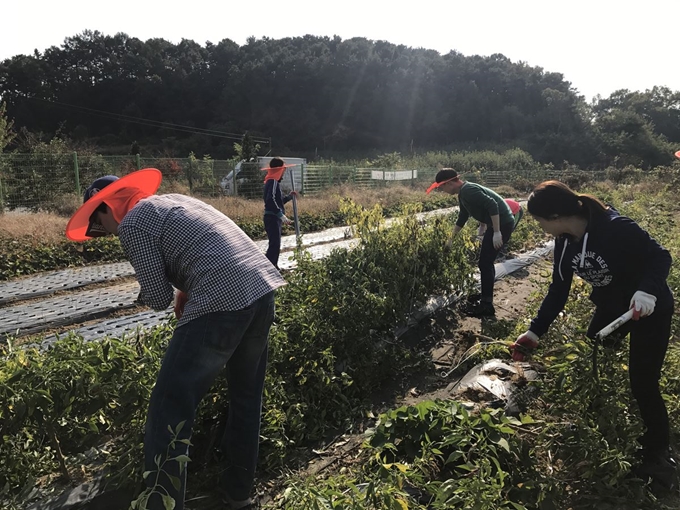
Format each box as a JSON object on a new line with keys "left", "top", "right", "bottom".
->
{"left": 0, "top": 30, "right": 678, "bottom": 169}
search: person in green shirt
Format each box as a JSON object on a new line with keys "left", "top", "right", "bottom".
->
{"left": 427, "top": 168, "right": 515, "bottom": 317}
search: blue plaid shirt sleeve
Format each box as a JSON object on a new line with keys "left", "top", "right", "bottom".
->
{"left": 119, "top": 225, "right": 174, "bottom": 311}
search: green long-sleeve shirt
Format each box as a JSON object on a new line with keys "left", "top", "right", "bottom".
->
{"left": 455, "top": 182, "right": 514, "bottom": 228}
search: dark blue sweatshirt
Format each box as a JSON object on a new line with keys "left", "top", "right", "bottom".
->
{"left": 530, "top": 207, "right": 673, "bottom": 337}
{"left": 263, "top": 179, "right": 293, "bottom": 218}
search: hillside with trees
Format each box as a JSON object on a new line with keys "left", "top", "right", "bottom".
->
{"left": 0, "top": 30, "right": 678, "bottom": 168}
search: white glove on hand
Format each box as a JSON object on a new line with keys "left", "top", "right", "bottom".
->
{"left": 492, "top": 231, "right": 504, "bottom": 250}
{"left": 629, "top": 290, "right": 656, "bottom": 320}
{"left": 281, "top": 215, "right": 292, "bottom": 225}
{"left": 477, "top": 223, "right": 486, "bottom": 238}
{"left": 511, "top": 331, "right": 539, "bottom": 361}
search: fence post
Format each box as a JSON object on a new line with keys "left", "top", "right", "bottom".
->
{"left": 0, "top": 172, "right": 4, "bottom": 212}
{"left": 135, "top": 153, "right": 141, "bottom": 170}
{"left": 187, "top": 159, "right": 193, "bottom": 192}
{"left": 301, "top": 164, "right": 305, "bottom": 195}
{"left": 73, "top": 152, "right": 81, "bottom": 196}
{"left": 232, "top": 163, "right": 237, "bottom": 196}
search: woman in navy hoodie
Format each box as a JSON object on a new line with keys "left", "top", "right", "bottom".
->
{"left": 262, "top": 157, "right": 297, "bottom": 270}
{"left": 510, "top": 180, "right": 676, "bottom": 490}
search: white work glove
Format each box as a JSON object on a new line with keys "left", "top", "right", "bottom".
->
{"left": 492, "top": 231, "right": 503, "bottom": 250}
{"left": 477, "top": 223, "right": 486, "bottom": 238}
{"left": 281, "top": 215, "right": 292, "bottom": 225}
{"left": 629, "top": 290, "right": 656, "bottom": 320}
{"left": 510, "top": 331, "right": 539, "bottom": 361}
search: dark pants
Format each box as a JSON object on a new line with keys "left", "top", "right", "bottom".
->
{"left": 143, "top": 291, "right": 276, "bottom": 510}
{"left": 586, "top": 303, "right": 673, "bottom": 452}
{"left": 264, "top": 214, "right": 282, "bottom": 269}
{"left": 479, "top": 221, "right": 514, "bottom": 302}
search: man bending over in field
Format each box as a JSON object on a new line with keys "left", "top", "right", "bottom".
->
{"left": 66, "top": 169, "right": 285, "bottom": 510}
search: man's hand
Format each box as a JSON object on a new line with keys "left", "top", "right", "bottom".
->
{"left": 477, "top": 223, "right": 487, "bottom": 238}
{"left": 629, "top": 290, "right": 656, "bottom": 320}
{"left": 492, "top": 231, "right": 503, "bottom": 250}
{"left": 174, "top": 290, "right": 188, "bottom": 320}
{"left": 282, "top": 215, "right": 293, "bottom": 225}
{"left": 510, "top": 331, "right": 539, "bottom": 361}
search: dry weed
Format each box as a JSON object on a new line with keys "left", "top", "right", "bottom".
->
{"left": 0, "top": 183, "right": 444, "bottom": 242}
{"left": 0, "top": 212, "right": 68, "bottom": 245}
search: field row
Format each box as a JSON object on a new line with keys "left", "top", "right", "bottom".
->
{"left": 0, "top": 208, "right": 462, "bottom": 347}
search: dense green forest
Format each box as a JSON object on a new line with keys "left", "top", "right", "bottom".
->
{"left": 0, "top": 30, "right": 679, "bottom": 168}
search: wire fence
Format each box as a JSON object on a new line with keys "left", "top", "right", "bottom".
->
{"left": 0, "top": 152, "right": 619, "bottom": 213}
{"left": 0, "top": 153, "right": 441, "bottom": 212}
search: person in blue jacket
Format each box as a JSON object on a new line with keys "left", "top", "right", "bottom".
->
{"left": 262, "top": 157, "right": 297, "bottom": 269}
{"left": 510, "top": 180, "right": 676, "bottom": 490}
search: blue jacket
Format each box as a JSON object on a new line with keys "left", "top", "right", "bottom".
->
{"left": 530, "top": 207, "right": 673, "bottom": 337}
{"left": 263, "top": 179, "right": 293, "bottom": 218}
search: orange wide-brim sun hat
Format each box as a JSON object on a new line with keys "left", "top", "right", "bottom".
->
{"left": 65, "top": 168, "right": 162, "bottom": 242}
{"left": 262, "top": 162, "right": 298, "bottom": 182}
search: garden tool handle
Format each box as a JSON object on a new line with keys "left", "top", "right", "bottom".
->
{"left": 288, "top": 167, "right": 300, "bottom": 238}
{"left": 595, "top": 309, "right": 634, "bottom": 340}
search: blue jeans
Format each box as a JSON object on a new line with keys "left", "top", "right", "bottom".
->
{"left": 143, "top": 291, "right": 276, "bottom": 510}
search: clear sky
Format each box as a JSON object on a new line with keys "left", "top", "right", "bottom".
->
{"left": 3, "top": 0, "right": 678, "bottom": 102}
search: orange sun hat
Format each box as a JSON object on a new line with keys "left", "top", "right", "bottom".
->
{"left": 261, "top": 158, "right": 298, "bottom": 182}
{"left": 65, "top": 168, "right": 162, "bottom": 242}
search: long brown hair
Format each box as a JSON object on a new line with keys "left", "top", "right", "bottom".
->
{"left": 528, "top": 180, "right": 608, "bottom": 220}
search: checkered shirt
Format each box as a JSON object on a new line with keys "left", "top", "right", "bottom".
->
{"left": 118, "top": 194, "right": 286, "bottom": 327}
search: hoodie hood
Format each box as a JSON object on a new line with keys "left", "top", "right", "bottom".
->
{"left": 556, "top": 206, "right": 620, "bottom": 281}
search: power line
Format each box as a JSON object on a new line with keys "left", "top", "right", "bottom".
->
{"left": 32, "top": 96, "right": 270, "bottom": 141}
{"left": 25, "top": 96, "right": 271, "bottom": 144}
